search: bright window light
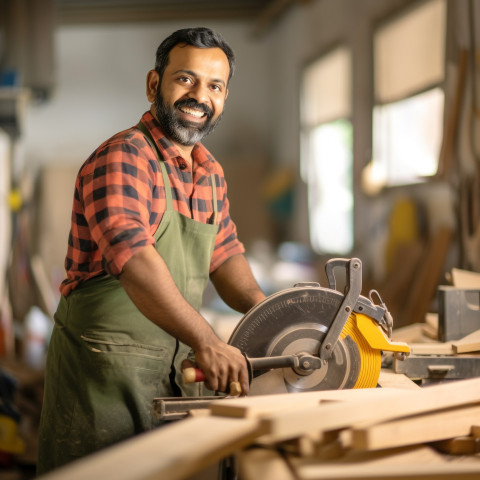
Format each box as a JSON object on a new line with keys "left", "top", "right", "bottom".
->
{"left": 372, "top": 88, "right": 444, "bottom": 186}
{"left": 300, "top": 46, "right": 353, "bottom": 255}
{"left": 306, "top": 120, "right": 353, "bottom": 254}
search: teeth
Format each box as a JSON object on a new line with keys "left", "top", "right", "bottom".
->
{"left": 180, "top": 107, "right": 204, "bottom": 118}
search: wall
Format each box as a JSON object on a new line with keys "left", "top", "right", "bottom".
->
{"left": 23, "top": 21, "right": 272, "bottom": 166}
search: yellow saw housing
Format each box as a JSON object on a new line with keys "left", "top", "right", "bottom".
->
{"left": 343, "top": 313, "right": 410, "bottom": 388}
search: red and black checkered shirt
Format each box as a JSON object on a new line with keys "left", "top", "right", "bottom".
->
{"left": 60, "top": 111, "right": 244, "bottom": 296}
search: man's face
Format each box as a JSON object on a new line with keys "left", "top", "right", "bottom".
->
{"left": 154, "top": 45, "right": 230, "bottom": 146}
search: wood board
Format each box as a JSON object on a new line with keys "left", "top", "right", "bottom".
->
{"left": 376, "top": 370, "right": 421, "bottom": 390}
{"left": 209, "top": 387, "right": 404, "bottom": 419}
{"left": 237, "top": 447, "right": 296, "bottom": 480}
{"left": 253, "top": 377, "right": 480, "bottom": 441}
{"left": 239, "top": 445, "right": 480, "bottom": 480}
{"left": 451, "top": 268, "right": 480, "bottom": 288}
{"left": 350, "top": 404, "right": 480, "bottom": 451}
{"left": 408, "top": 342, "right": 454, "bottom": 355}
{"left": 400, "top": 227, "right": 452, "bottom": 327}
{"left": 39, "top": 416, "right": 263, "bottom": 480}
{"left": 296, "top": 461, "right": 480, "bottom": 479}
{"left": 453, "top": 329, "right": 480, "bottom": 354}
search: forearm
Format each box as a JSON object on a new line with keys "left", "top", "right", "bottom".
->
{"left": 210, "top": 254, "right": 266, "bottom": 313}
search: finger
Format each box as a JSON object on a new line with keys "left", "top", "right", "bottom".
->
{"left": 181, "top": 359, "right": 196, "bottom": 370}
{"left": 229, "top": 381, "right": 242, "bottom": 396}
{"left": 238, "top": 365, "right": 249, "bottom": 396}
{"left": 228, "top": 360, "right": 248, "bottom": 396}
{"left": 204, "top": 376, "right": 218, "bottom": 392}
{"left": 217, "top": 371, "right": 228, "bottom": 394}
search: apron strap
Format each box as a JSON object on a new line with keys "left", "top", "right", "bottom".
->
{"left": 209, "top": 174, "right": 218, "bottom": 225}
{"left": 137, "top": 121, "right": 173, "bottom": 212}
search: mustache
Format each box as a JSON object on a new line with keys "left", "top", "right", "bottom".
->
{"left": 174, "top": 98, "right": 213, "bottom": 118}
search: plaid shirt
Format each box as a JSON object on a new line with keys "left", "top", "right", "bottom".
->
{"left": 60, "top": 111, "right": 244, "bottom": 296}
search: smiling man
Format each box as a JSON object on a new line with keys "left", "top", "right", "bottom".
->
{"left": 37, "top": 27, "right": 265, "bottom": 474}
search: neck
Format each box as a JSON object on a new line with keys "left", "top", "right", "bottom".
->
{"left": 174, "top": 143, "right": 194, "bottom": 164}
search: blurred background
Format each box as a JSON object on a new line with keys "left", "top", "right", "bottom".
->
{"left": 0, "top": 0, "right": 479, "bottom": 475}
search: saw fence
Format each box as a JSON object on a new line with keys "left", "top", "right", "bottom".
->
{"left": 38, "top": 373, "right": 480, "bottom": 480}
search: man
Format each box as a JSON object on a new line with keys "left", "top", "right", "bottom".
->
{"left": 37, "top": 27, "right": 266, "bottom": 474}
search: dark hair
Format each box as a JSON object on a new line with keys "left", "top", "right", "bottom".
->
{"left": 155, "top": 27, "right": 235, "bottom": 85}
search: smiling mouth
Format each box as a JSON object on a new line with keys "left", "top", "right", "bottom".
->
{"left": 178, "top": 106, "right": 206, "bottom": 119}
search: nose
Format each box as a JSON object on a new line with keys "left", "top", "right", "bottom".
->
{"left": 188, "top": 82, "right": 210, "bottom": 105}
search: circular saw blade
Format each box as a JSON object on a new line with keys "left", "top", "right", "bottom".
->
{"left": 229, "top": 286, "right": 381, "bottom": 394}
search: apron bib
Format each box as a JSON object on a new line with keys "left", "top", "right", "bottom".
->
{"left": 37, "top": 122, "right": 219, "bottom": 473}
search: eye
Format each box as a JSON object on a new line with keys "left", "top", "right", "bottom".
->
{"left": 178, "top": 76, "right": 192, "bottom": 84}
{"left": 210, "top": 84, "right": 222, "bottom": 93}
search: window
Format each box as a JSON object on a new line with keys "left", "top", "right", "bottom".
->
{"left": 300, "top": 46, "right": 353, "bottom": 255}
{"left": 365, "top": 0, "right": 447, "bottom": 190}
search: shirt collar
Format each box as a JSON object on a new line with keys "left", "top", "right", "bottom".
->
{"left": 140, "top": 111, "right": 215, "bottom": 173}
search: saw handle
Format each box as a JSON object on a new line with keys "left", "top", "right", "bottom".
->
{"left": 182, "top": 367, "right": 242, "bottom": 396}
{"left": 325, "top": 257, "right": 361, "bottom": 292}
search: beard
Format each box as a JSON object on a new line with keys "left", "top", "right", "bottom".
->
{"left": 154, "top": 88, "right": 223, "bottom": 146}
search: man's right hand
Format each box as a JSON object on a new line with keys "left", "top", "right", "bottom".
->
{"left": 194, "top": 338, "right": 249, "bottom": 395}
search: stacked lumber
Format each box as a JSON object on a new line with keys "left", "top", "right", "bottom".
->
{"left": 231, "top": 375, "right": 480, "bottom": 480}
{"left": 38, "top": 374, "right": 480, "bottom": 480}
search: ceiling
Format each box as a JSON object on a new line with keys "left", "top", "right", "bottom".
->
{"left": 54, "top": 0, "right": 306, "bottom": 37}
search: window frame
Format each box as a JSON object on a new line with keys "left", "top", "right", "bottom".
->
{"left": 368, "top": 0, "right": 448, "bottom": 189}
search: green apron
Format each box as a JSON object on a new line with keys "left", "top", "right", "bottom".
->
{"left": 37, "top": 122, "right": 219, "bottom": 474}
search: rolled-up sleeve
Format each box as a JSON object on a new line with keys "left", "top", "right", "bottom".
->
{"left": 209, "top": 176, "right": 245, "bottom": 273}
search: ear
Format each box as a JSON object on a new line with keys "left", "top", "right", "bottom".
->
{"left": 146, "top": 70, "right": 160, "bottom": 103}
{"left": 225, "top": 88, "right": 229, "bottom": 101}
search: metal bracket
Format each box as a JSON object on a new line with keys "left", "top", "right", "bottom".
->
{"left": 319, "top": 258, "right": 363, "bottom": 361}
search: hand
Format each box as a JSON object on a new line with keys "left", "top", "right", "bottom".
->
{"left": 193, "top": 338, "right": 249, "bottom": 396}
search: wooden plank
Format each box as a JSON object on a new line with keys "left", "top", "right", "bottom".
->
{"left": 409, "top": 342, "right": 454, "bottom": 355}
{"left": 431, "top": 435, "right": 480, "bottom": 455}
{"left": 437, "top": 49, "right": 468, "bottom": 179}
{"left": 377, "top": 370, "right": 421, "bottom": 390}
{"left": 210, "top": 387, "right": 404, "bottom": 419}
{"left": 401, "top": 226, "right": 452, "bottom": 327}
{"left": 453, "top": 329, "right": 480, "bottom": 354}
{"left": 451, "top": 268, "right": 480, "bottom": 288}
{"left": 257, "top": 377, "right": 480, "bottom": 442}
{"left": 423, "top": 313, "right": 439, "bottom": 339}
{"left": 294, "top": 445, "right": 480, "bottom": 480}
{"left": 237, "top": 447, "right": 296, "bottom": 480}
{"left": 350, "top": 404, "right": 480, "bottom": 451}
{"left": 296, "top": 460, "right": 480, "bottom": 480}
{"left": 292, "top": 445, "right": 447, "bottom": 476}
{"left": 39, "top": 416, "right": 263, "bottom": 480}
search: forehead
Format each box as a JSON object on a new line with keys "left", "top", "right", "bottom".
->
{"left": 165, "top": 44, "right": 230, "bottom": 84}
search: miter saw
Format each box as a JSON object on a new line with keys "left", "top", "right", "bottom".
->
{"left": 154, "top": 258, "right": 410, "bottom": 419}
{"left": 228, "top": 257, "right": 409, "bottom": 394}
